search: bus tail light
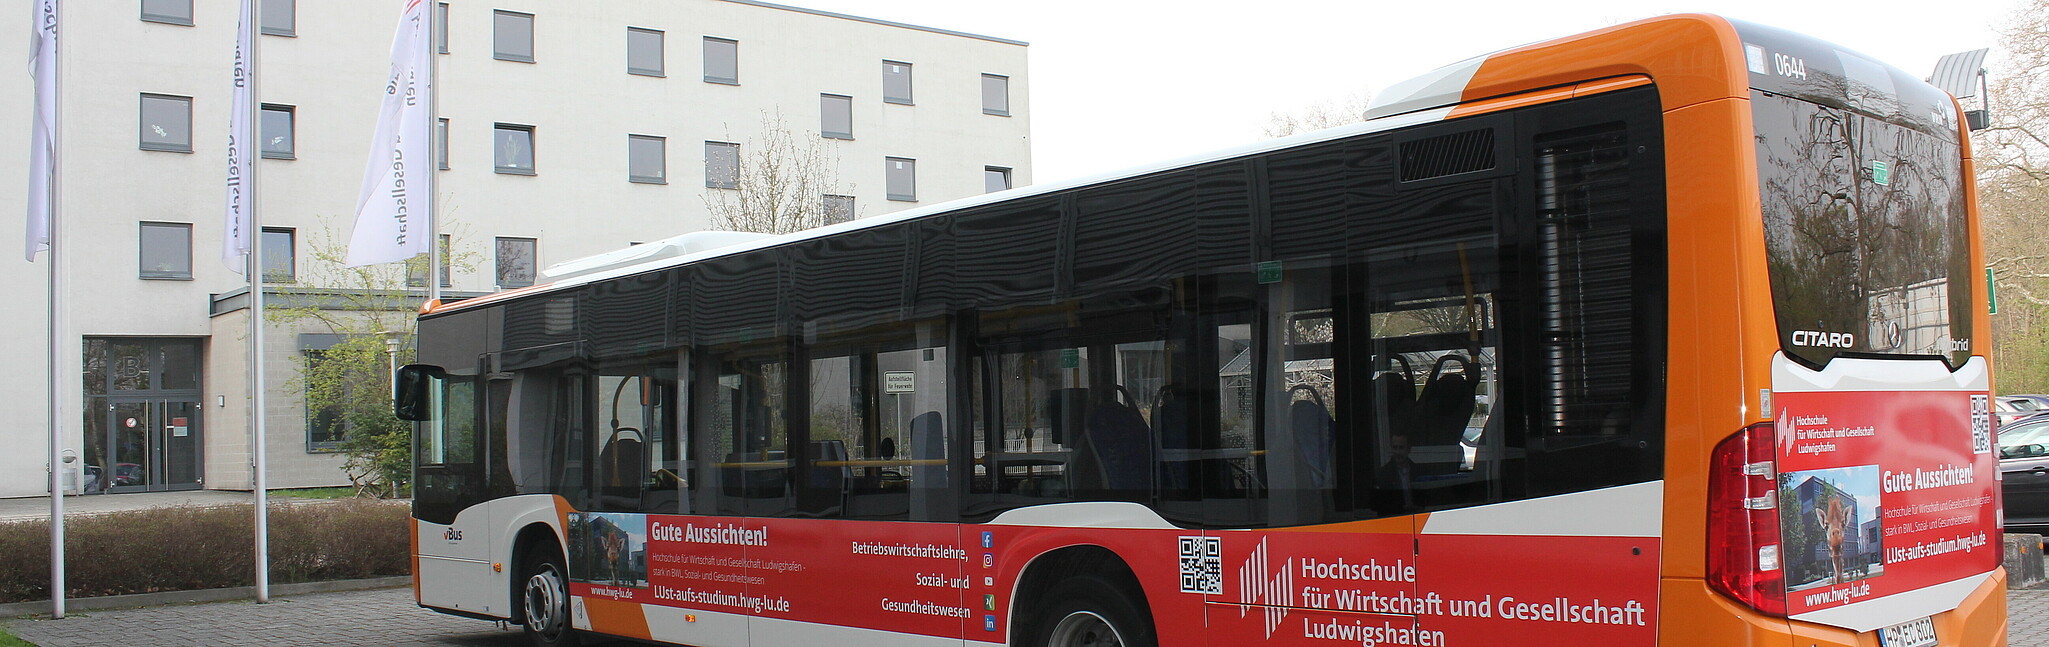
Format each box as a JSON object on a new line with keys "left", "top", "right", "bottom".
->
{"left": 1707, "top": 422, "right": 1786, "bottom": 616}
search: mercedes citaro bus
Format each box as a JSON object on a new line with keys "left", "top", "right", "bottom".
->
{"left": 395, "top": 13, "right": 2004, "bottom": 647}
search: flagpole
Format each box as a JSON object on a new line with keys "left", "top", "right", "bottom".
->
{"left": 41, "top": 0, "right": 65, "bottom": 621}
{"left": 427, "top": 0, "right": 441, "bottom": 305}
{"left": 241, "top": 0, "right": 271, "bottom": 605}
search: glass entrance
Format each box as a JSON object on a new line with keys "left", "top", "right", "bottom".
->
{"left": 102, "top": 399, "right": 203, "bottom": 492}
{"left": 84, "top": 338, "right": 204, "bottom": 493}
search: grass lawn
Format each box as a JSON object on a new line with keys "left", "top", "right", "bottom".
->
{"left": 270, "top": 487, "right": 359, "bottom": 500}
{"left": 0, "top": 624, "right": 35, "bottom": 646}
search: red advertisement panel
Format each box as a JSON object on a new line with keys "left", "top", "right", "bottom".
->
{"left": 1201, "top": 529, "right": 1658, "bottom": 646}
{"left": 1415, "top": 534, "right": 1658, "bottom": 645}
{"left": 1773, "top": 390, "right": 1998, "bottom": 615}
{"left": 565, "top": 514, "right": 967, "bottom": 638}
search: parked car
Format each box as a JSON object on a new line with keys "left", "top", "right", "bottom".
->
{"left": 1997, "top": 396, "right": 2048, "bottom": 427}
{"left": 112, "top": 462, "right": 144, "bottom": 487}
{"left": 1999, "top": 415, "right": 2049, "bottom": 533}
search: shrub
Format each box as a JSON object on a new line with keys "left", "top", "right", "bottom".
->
{"left": 0, "top": 500, "right": 410, "bottom": 603}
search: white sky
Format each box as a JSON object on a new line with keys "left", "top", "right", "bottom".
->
{"left": 791, "top": 0, "right": 2022, "bottom": 183}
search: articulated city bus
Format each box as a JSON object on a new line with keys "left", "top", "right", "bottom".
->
{"left": 395, "top": 13, "right": 2004, "bottom": 647}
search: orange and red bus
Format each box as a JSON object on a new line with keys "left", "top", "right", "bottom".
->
{"left": 395, "top": 13, "right": 2005, "bottom": 647}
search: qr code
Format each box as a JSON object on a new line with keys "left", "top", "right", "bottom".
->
{"left": 1971, "top": 394, "right": 1992, "bottom": 455}
{"left": 1178, "top": 536, "right": 1222, "bottom": 595}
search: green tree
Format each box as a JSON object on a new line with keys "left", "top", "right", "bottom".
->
{"left": 1980, "top": 0, "right": 2049, "bottom": 393}
{"left": 269, "top": 219, "right": 478, "bottom": 497}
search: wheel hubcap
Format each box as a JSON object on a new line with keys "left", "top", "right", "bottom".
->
{"left": 524, "top": 563, "right": 569, "bottom": 641}
{"left": 1048, "top": 610, "right": 1124, "bottom": 647}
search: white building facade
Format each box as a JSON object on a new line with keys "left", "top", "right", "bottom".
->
{"left": 0, "top": 0, "right": 1031, "bottom": 498}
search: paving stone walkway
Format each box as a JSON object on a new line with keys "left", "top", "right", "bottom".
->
{"left": 4, "top": 587, "right": 523, "bottom": 647}
{"left": 2013, "top": 588, "right": 2049, "bottom": 645}
{"left": 6, "top": 584, "right": 2045, "bottom": 646}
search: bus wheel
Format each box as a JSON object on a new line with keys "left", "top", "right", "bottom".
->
{"left": 1033, "top": 575, "right": 1154, "bottom": 647}
{"left": 519, "top": 545, "right": 582, "bottom": 647}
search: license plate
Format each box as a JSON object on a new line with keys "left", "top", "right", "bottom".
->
{"left": 1878, "top": 616, "right": 1937, "bottom": 647}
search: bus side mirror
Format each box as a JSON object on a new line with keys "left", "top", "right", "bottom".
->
{"left": 394, "top": 364, "right": 444, "bottom": 421}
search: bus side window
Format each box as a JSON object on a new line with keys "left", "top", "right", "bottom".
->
{"left": 705, "top": 352, "right": 791, "bottom": 517}
{"left": 593, "top": 359, "right": 681, "bottom": 514}
{"left": 1261, "top": 263, "right": 1341, "bottom": 527}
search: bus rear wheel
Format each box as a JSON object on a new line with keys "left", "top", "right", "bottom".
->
{"left": 519, "top": 545, "right": 582, "bottom": 647}
{"left": 1029, "top": 575, "right": 1154, "bottom": 647}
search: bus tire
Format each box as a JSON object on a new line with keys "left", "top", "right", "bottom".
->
{"left": 518, "top": 542, "right": 582, "bottom": 647}
{"left": 1028, "top": 574, "right": 1155, "bottom": 647}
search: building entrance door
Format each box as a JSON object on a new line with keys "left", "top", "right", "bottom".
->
{"left": 102, "top": 399, "right": 203, "bottom": 492}
{"left": 84, "top": 338, "right": 204, "bottom": 493}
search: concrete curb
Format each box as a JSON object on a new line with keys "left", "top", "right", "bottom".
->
{"left": 2008, "top": 533, "right": 2046, "bottom": 590}
{"left": 0, "top": 576, "right": 411, "bottom": 618}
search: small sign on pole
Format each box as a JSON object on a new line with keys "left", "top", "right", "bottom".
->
{"left": 884, "top": 371, "right": 916, "bottom": 393}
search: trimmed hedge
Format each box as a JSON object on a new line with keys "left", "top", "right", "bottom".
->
{"left": 0, "top": 500, "right": 409, "bottom": 603}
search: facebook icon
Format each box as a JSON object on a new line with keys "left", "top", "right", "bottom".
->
{"left": 981, "top": 531, "right": 994, "bottom": 548}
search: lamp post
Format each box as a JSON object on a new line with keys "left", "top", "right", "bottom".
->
{"left": 382, "top": 331, "right": 403, "bottom": 382}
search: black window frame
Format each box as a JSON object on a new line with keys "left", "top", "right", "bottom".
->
{"left": 981, "top": 73, "right": 1010, "bottom": 116}
{"left": 260, "top": 0, "right": 294, "bottom": 37}
{"left": 140, "top": 0, "right": 193, "bottom": 26}
{"left": 138, "top": 221, "right": 194, "bottom": 280}
{"left": 259, "top": 103, "right": 295, "bottom": 160}
{"left": 883, "top": 60, "right": 913, "bottom": 105}
{"left": 821, "top": 93, "right": 854, "bottom": 140}
{"left": 629, "top": 134, "right": 667, "bottom": 184}
{"left": 261, "top": 226, "right": 295, "bottom": 283}
{"left": 139, "top": 93, "right": 194, "bottom": 153}
{"left": 984, "top": 166, "right": 1012, "bottom": 193}
{"left": 886, "top": 157, "right": 917, "bottom": 201}
{"left": 705, "top": 141, "right": 740, "bottom": 189}
{"left": 496, "top": 236, "right": 538, "bottom": 288}
{"left": 493, "top": 10, "right": 535, "bottom": 63}
{"left": 627, "top": 27, "right": 664, "bottom": 77}
{"left": 493, "top": 123, "right": 536, "bottom": 175}
{"left": 703, "top": 36, "right": 739, "bottom": 85}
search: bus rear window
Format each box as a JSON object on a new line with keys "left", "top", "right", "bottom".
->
{"left": 1753, "top": 91, "right": 1974, "bottom": 367}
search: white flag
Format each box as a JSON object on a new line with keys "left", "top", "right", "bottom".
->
{"left": 223, "top": 0, "right": 255, "bottom": 273}
{"left": 346, "top": 0, "right": 431, "bottom": 267}
{"left": 24, "top": 0, "right": 57, "bottom": 262}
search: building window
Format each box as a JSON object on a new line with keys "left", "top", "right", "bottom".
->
{"left": 705, "top": 141, "right": 740, "bottom": 189}
{"left": 982, "top": 74, "right": 1010, "bottom": 116}
{"left": 407, "top": 234, "right": 452, "bottom": 287}
{"left": 436, "top": 117, "right": 449, "bottom": 169}
{"left": 435, "top": 2, "right": 449, "bottom": 54}
{"left": 493, "top": 10, "right": 534, "bottom": 63}
{"left": 823, "top": 194, "right": 855, "bottom": 224}
{"left": 886, "top": 157, "right": 916, "bottom": 201}
{"left": 703, "top": 37, "right": 738, "bottom": 84}
{"left": 984, "top": 166, "right": 1012, "bottom": 193}
{"left": 260, "top": 104, "right": 294, "bottom": 159}
{"left": 303, "top": 345, "right": 350, "bottom": 450}
{"left": 139, "top": 94, "right": 193, "bottom": 153}
{"left": 883, "top": 61, "right": 913, "bottom": 104}
{"left": 260, "top": 0, "right": 294, "bottom": 36}
{"left": 496, "top": 237, "right": 537, "bottom": 288}
{"left": 494, "top": 123, "right": 535, "bottom": 174}
{"left": 139, "top": 222, "right": 192, "bottom": 280}
{"left": 626, "top": 27, "right": 664, "bottom": 76}
{"left": 261, "top": 227, "right": 295, "bottom": 283}
{"left": 629, "top": 135, "right": 666, "bottom": 184}
{"left": 821, "top": 94, "right": 853, "bottom": 140}
{"left": 140, "top": 0, "right": 192, "bottom": 25}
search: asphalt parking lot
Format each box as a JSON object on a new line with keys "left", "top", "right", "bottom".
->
{"left": 8, "top": 585, "right": 2048, "bottom": 646}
